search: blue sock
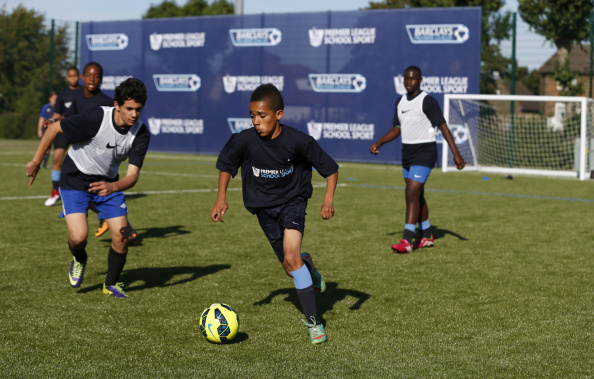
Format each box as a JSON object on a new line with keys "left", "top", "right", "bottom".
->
{"left": 290, "top": 264, "right": 313, "bottom": 289}
{"left": 51, "top": 170, "right": 61, "bottom": 181}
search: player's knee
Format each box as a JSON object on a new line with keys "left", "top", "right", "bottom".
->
{"left": 69, "top": 237, "right": 87, "bottom": 250}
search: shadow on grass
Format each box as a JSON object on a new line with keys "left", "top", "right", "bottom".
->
{"left": 99, "top": 225, "right": 192, "bottom": 247}
{"left": 77, "top": 264, "right": 231, "bottom": 294}
{"left": 202, "top": 332, "right": 249, "bottom": 345}
{"left": 387, "top": 224, "right": 468, "bottom": 242}
{"left": 253, "top": 282, "right": 369, "bottom": 324}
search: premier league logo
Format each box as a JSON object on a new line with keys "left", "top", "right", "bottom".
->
{"left": 223, "top": 75, "right": 238, "bottom": 93}
{"left": 307, "top": 122, "right": 323, "bottom": 140}
{"left": 227, "top": 118, "right": 253, "bottom": 134}
{"left": 393, "top": 75, "right": 406, "bottom": 95}
{"left": 229, "top": 28, "right": 282, "bottom": 47}
{"left": 153, "top": 74, "right": 201, "bottom": 92}
{"left": 406, "top": 24, "right": 470, "bottom": 44}
{"left": 251, "top": 167, "right": 261, "bottom": 177}
{"left": 86, "top": 33, "right": 129, "bottom": 51}
{"left": 150, "top": 33, "right": 163, "bottom": 50}
{"left": 308, "top": 28, "right": 324, "bottom": 47}
{"left": 147, "top": 118, "right": 161, "bottom": 135}
{"left": 308, "top": 74, "right": 367, "bottom": 93}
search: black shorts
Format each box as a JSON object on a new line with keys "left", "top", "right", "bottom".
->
{"left": 53, "top": 133, "right": 69, "bottom": 150}
{"left": 255, "top": 197, "right": 307, "bottom": 262}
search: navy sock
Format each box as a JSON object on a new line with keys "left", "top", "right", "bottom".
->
{"left": 291, "top": 264, "right": 319, "bottom": 325}
{"left": 296, "top": 286, "right": 320, "bottom": 325}
{"left": 403, "top": 229, "right": 415, "bottom": 243}
{"left": 105, "top": 247, "right": 127, "bottom": 285}
{"left": 68, "top": 242, "right": 87, "bottom": 263}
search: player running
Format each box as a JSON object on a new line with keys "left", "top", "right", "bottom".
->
{"left": 370, "top": 65, "right": 465, "bottom": 253}
{"left": 26, "top": 78, "right": 150, "bottom": 298}
{"left": 211, "top": 83, "right": 338, "bottom": 344}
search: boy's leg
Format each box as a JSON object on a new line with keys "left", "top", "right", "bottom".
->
{"left": 393, "top": 166, "right": 431, "bottom": 253}
{"left": 103, "top": 216, "right": 129, "bottom": 298}
{"left": 95, "top": 192, "right": 130, "bottom": 298}
{"left": 64, "top": 212, "right": 89, "bottom": 288}
{"left": 284, "top": 229, "right": 327, "bottom": 344}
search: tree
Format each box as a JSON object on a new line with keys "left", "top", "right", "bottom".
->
{"left": 143, "top": 0, "right": 234, "bottom": 18}
{"left": 365, "top": 0, "right": 513, "bottom": 94}
{"left": 0, "top": 5, "right": 71, "bottom": 138}
{"left": 518, "top": 0, "right": 594, "bottom": 53}
{"left": 554, "top": 57, "right": 585, "bottom": 96}
{"left": 516, "top": 66, "right": 540, "bottom": 95}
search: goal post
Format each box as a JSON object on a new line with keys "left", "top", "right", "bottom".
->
{"left": 442, "top": 94, "right": 594, "bottom": 180}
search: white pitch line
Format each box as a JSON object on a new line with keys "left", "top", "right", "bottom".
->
{"left": 0, "top": 183, "right": 346, "bottom": 201}
{"left": 141, "top": 170, "right": 218, "bottom": 178}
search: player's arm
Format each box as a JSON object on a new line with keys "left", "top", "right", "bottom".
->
{"left": 321, "top": 171, "right": 338, "bottom": 220}
{"left": 437, "top": 123, "right": 465, "bottom": 170}
{"left": 88, "top": 164, "right": 141, "bottom": 196}
{"left": 211, "top": 171, "right": 232, "bottom": 222}
{"left": 37, "top": 116, "right": 45, "bottom": 138}
{"left": 26, "top": 121, "right": 63, "bottom": 185}
{"left": 370, "top": 126, "right": 401, "bottom": 155}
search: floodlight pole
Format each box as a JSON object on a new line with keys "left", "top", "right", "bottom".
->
{"left": 235, "top": 0, "right": 243, "bottom": 15}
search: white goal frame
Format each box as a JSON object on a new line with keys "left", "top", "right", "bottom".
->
{"left": 442, "top": 94, "right": 593, "bottom": 180}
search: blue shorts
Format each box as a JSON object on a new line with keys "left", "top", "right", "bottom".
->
{"left": 402, "top": 165, "right": 432, "bottom": 184}
{"left": 59, "top": 188, "right": 128, "bottom": 219}
{"left": 256, "top": 197, "right": 307, "bottom": 262}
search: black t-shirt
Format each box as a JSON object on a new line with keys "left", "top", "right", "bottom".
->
{"left": 62, "top": 87, "right": 113, "bottom": 117}
{"left": 59, "top": 107, "right": 150, "bottom": 191}
{"left": 216, "top": 124, "right": 339, "bottom": 214}
{"left": 393, "top": 93, "right": 445, "bottom": 168}
{"left": 53, "top": 87, "right": 80, "bottom": 116}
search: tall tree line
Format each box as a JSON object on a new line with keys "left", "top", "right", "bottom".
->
{"left": 0, "top": 5, "right": 70, "bottom": 138}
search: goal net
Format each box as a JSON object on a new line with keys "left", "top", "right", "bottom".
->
{"left": 442, "top": 94, "right": 594, "bottom": 180}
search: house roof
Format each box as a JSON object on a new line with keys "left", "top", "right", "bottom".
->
{"left": 497, "top": 79, "right": 540, "bottom": 113}
{"left": 539, "top": 44, "right": 592, "bottom": 74}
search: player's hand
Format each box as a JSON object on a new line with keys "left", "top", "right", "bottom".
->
{"left": 320, "top": 200, "right": 334, "bottom": 220}
{"left": 26, "top": 161, "right": 41, "bottom": 186}
{"left": 88, "top": 181, "right": 116, "bottom": 196}
{"left": 369, "top": 143, "right": 380, "bottom": 155}
{"left": 211, "top": 200, "right": 228, "bottom": 222}
{"left": 454, "top": 154, "right": 466, "bottom": 170}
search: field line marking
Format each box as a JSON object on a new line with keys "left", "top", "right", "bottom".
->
{"left": 1, "top": 183, "right": 345, "bottom": 201}
{"left": 352, "top": 183, "right": 594, "bottom": 203}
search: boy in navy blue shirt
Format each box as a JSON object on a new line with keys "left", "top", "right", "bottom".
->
{"left": 211, "top": 84, "right": 338, "bottom": 344}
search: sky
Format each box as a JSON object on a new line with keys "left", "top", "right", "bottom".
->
{"left": 2, "top": 0, "right": 555, "bottom": 70}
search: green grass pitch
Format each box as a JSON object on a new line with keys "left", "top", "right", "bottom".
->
{"left": 1, "top": 139, "right": 593, "bottom": 377}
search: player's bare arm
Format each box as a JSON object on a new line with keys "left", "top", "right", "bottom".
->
{"left": 26, "top": 121, "right": 63, "bottom": 185}
{"left": 437, "top": 123, "right": 466, "bottom": 170}
{"left": 211, "top": 171, "right": 232, "bottom": 222}
{"left": 88, "top": 164, "right": 141, "bottom": 196}
{"left": 370, "top": 126, "right": 401, "bottom": 155}
{"left": 321, "top": 171, "right": 338, "bottom": 220}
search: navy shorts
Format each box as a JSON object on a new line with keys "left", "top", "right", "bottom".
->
{"left": 256, "top": 197, "right": 307, "bottom": 262}
{"left": 53, "top": 133, "right": 69, "bottom": 150}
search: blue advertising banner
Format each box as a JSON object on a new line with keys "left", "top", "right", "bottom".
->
{"left": 80, "top": 7, "right": 480, "bottom": 164}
